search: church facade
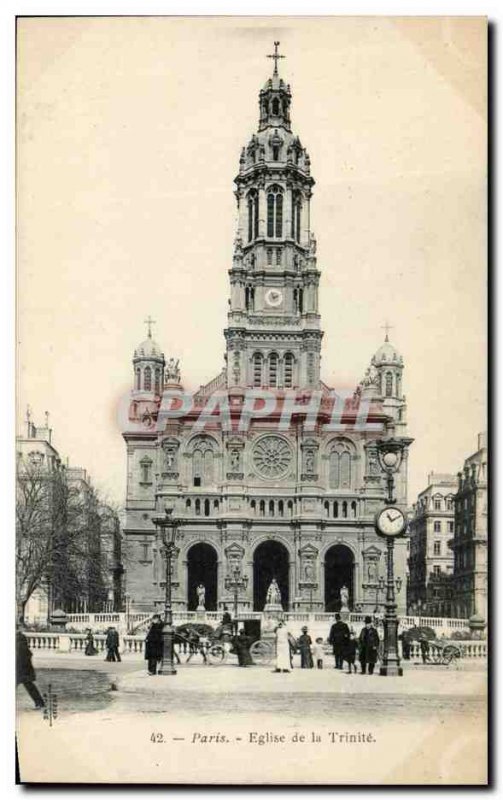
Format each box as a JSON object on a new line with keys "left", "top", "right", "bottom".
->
{"left": 122, "top": 50, "right": 411, "bottom": 617}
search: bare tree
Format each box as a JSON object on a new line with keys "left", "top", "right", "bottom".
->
{"left": 16, "top": 459, "right": 123, "bottom": 622}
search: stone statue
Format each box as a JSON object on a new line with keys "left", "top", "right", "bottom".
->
{"left": 340, "top": 585, "right": 349, "bottom": 610}
{"left": 265, "top": 578, "right": 282, "bottom": 608}
{"left": 305, "top": 451, "right": 315, "bottom": 473}
{"left": 165, "top": 358, "right": 181, "bottom": 384}
{"left": 230, "top": 449, "right": 240, "bottom": 472}
{"left": 196, "top": 583, "right": 206, "bottom": 610}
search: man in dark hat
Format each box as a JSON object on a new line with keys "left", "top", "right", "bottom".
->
{"left": 105, "top": 626, "right": 121, "bottom": 662}
{"left": 328, "top": 612, "right": 350, "bottom": 669}
{"left": 16, "top": 627, "right": 45, "bottom": 708}
{"left": 358, "top": 616, "right": 380, "bottom": 675}
{"left": 144, "top": 614, "right": 164, "bottom": 675}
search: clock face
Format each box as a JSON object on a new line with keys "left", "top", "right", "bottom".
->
{"left": 265, "top": 288, "right": 283, "bottom": 308}
{"left": 375, "top": 506, "right": 407, "bottom": 538}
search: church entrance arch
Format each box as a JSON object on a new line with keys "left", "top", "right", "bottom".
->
{"left": 253, "top": 541, "right": 289, "bottom": 611}
{"left": 187, "top": 543, "right": 218, "bottom": 611}
{"left": 324, "top": 545, "right": 354, "bottom": 612}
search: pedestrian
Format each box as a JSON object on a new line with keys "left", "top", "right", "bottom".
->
{"left": 400, "top": 629, "right": 411, "bottom": 660}
{"left": 328, "top": 612, "right": 350, "bottom": 669}
{"left": 297, "top": 626, "right": 314, "bottom": 669}
{"left": 215, "top": 611, "right": 234, "bottom": 654}
{"left": 233, "top": 629, "right": 253, "bottom": 667}
{"left": 84, "top": 628, "right": 98, "bottom": 656}
{"left": 145, "top": 614, "right": 164, "bottom": 675}
{"left": 358, "top": 616, "right": 380, "bottom": 675}
{"left": 419, "top": 636, "right": 430, "bottom": 664}
{"left": 274, "top": 621, "right": 291, "bottom": 673}
{"left": 105, "top": 626, "right": 121, "bottom": 662}
{"left": 344, "top": 629, "right": 358, "bottom": 674}
{"left": 16, "top": 628, "right": 45, "bottom": 709}
{"left": 312, "top": 637, "right": 325, "bottom": 669}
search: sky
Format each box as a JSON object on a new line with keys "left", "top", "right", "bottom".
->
{"left": 17, "top": 16, "right": 487, "bottom": 505}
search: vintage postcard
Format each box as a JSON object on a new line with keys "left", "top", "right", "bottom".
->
{"left": 15, "top": 16, "right": 487, "bottom": 785}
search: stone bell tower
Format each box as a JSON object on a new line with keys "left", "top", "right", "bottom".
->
{"left": 225, "top": 43, "right": 323, "bottom": 391}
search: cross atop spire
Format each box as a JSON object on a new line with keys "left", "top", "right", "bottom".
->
{"left": 144, "top": 315, "right": 156, "bottom": 339}
{"left": 267, "top": 41, "right": 285, "bottom": 76}
{"left": 381, "top": 320, "right": 394, "bottom": 342}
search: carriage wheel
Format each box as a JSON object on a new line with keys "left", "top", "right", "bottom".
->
{"left": 207, "top": 643, "right": 226, "bottom": 665}
{"left": 442, "top": 646, "right": 461, "bottom": 666}
{"left": 250, "top": 640, "right": 274, "bottom": 666}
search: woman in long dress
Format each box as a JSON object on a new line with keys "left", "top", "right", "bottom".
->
{"left": 274, "top": 622, "right": 291, "bottom": 673}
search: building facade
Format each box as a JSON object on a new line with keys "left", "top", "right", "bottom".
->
{"left": 122, "top": 52, "right": 412, "bottom": 617}
{"left": 450, "top": 433, "right": 488, "bottom": 620}
{"left": 408, "top": 473, "right": 457, "bottom": 616}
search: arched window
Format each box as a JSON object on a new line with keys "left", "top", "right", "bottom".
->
{"left": 154, "top": 368, "right": 161, "bottom": 394}
{"left": 186, "top": 499, "right": 191, "bottom": 511}
{"left": 267, "top": 185, "right": 283, "bottom": 238}
{"left": 135, "top": 368, "right": 141, "bottom": 390}
{"left": 195, "top": 499, "right": 201, "bottom": 516}
{"left": 291, "top": 191, "right": 302, "bottom": 242}
{"left": 259, "top": 500, "right": 265, "bottom": 517}
{"left": 204, "top": 499, "right": 210, "bottom": 517}
{"left": 284, "top": 353, "right": 294, "bottom": 387}
{"left": 278, "top": 500, "right": 284, "bottom": 517}
{"left": 204, "top": 450, "right": 214, "bottom": 484}
{"left": 191, "top": 436, "right": 217, "bottom": 487}
{"left": 247, "top": 190, "right": 259, "bottom": 242}
{"left": 328, "top": 440, "right": 355, "bottom": 490}
{"left": 272, "top": 97, "right": 280, "bottom": 115}
{"left": 267, "top": 248, "right": 273, "bottom": 265}
{"left": 275, "top": 248, "right": 282, "bottom": 266}
{"left": 333, "top": 501, "right": 339, "bottom": 518}
{"left": 287, "top": 500, "right": 293, "bottom": 517}
{"left": 351, "top": 501, "right": 357, "bottom": 518}
{"left": 251, "top": 500, "right": 256, "bottom": 515}
{"left": 245, "top": 286, "right": 255, "bottom": 311}
{"left": 252, "top": 353, "right": 263, "bottom": 387}
{"left": 268, "top": 352, "right": 278, "bottom": 387}
{"left": 324, "top": 501, "right": 329, "bottom": 518}
{"left": 272, "top": 144, "right": 279, "bottom": 161}
{"left": 385, "top": 372, "right": 393, "bottom": 397}
{"left": 144, "top": 366, "right": 152, "bottom": 391}
{"left": 214, "top": 499, "right": 219, "bottom": 511}
{"left": 342, "top": 501, "right": 348, "bottom": 519}
{"left": 294, "top": 287, "right": 303, "bottom": 314}
{"left": 269, "top": 500, "right": 275, "bottom": 516}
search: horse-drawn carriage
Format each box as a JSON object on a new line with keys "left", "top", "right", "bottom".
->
{"left": 173, "top": 622, "right": 282, "bottom": 666}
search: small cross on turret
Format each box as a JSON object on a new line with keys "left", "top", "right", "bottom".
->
{"left": 144, "top": 315, "right": 156, "bottom": 339}
{"left": 267, "top": 41, "right": 285, "bottom": 76}
{"left": 381, "top": 320, "right": 394, "bottom": 343}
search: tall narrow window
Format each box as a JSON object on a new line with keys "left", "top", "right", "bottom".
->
{"left": 385, "top": 372, "right": 393, "bottom": 397}
{"left": 275, "top": 248, "right": 282, "bottom": 266}
{"left": 272, "top": 145, "right": 279, "bottom": 161}
{"left": 247, "top": 190, "right": 259, "bottom": 242}
{"left": 329, "top": 451, "right": 339, "bottom": 489}
{"left": 268, "top": 353, "right": 278, "bottom": 387}
{"left": 135, "top": 368, "right": 141, "bottom": 390}
{"left": 340, "top": 452, "right": 351, "bottom": 488}
{"left": 267, "top": 248, "right": 273, "bottom": 265}
{"left": 140, "top": 457, "right": 152, "bottom": 484}
{"left": 252, "top": 353, "right": 263, "bottom": 387}
{"left": 267, "top": 185, "right": 283, "bottom": 238}
{"left": 272, "top": 97, "right": 280, "bottom": 115}
{"left": 144, "top": 367, "right": 152, "bottom": 391}
{"left": 284, "top": 353, "right": 294, "bottom": 387}
{"left": 154, "top": 368, "right": 161, "bottom": 394}
{"left": 291, "top": 191, "right": 302, "bottom": 242}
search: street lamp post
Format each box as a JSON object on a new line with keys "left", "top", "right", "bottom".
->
{"left": 225, "top": 567, "right": 248, "bottom": 634}
{"left": 374, "top": 430, "right": 413, "bottom": 677}
{"left": 152, "top": 507, "right": 179, "bottom": 676}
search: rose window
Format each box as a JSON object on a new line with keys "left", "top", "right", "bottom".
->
{"left": 253, "top": 436, "right": 292, "bottom": 479}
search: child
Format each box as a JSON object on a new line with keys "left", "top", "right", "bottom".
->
{"left": 312, "top": 637, "right": 325, "bottom": 669}
{"left": 344, "top": 630, "right": 358, "bottom": 674}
